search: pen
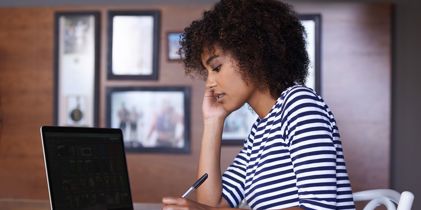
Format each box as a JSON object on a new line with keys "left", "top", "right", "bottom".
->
{"left": 181, "top": 173, "right": 208, "bottom": 198}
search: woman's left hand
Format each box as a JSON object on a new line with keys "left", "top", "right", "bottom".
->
{"left": 162, "top": 197, "right": 212, "bottom": 210}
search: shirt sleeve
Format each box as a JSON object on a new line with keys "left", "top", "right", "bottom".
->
{"left": 284, "top": 89, "right": 340, "bottom": 209}
{"left": 221, "top": 137, "right": 251, "bottom": 207}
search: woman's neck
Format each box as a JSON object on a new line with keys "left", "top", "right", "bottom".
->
{"left": 247, "top": 88, "right": 277, "bottom": 119}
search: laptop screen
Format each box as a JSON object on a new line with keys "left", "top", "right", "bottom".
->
{"left": 41, "top": 126, "right": 133, "bottom": 210}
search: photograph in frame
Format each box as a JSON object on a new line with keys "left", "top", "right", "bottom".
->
{"left": 54, "top": 12, "right": 100, "bottom": 127}
{"left": 222, "top": 104, "right": 258, "bottom": 145}
{"left": 221, "top": 14, "right": 322, "bottom": 145}
{"left": 106, "top": 87, "right": 190, "bottom": 153}
{"left": 167, "top": 32, "right": 184, "bottom": 61}
{"left": 107, "top": 11, "right": 160, "bottom": 80}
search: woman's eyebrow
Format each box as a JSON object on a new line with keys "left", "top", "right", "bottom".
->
{"left": 205, "top": 55, "right": 219, "bottom": 66}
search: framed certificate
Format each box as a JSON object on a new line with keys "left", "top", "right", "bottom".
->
{"left": 54, "top": 12, "right": 100, "bottom": 127}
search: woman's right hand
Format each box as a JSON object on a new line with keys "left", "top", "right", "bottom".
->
{"left": 202, "top": 88, "right": 229, "bottom": 122}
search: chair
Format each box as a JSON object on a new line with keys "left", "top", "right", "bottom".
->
{"left": 353, "top": 189, "right": 414, "bottom": 210}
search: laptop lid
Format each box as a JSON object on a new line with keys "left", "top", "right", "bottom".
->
{"left": 40, "top": 126, "right": 134, "bottom": 210}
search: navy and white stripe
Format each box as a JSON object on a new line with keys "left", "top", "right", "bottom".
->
{"left": 222, "top": 85, "right": 355, "bottom": 210}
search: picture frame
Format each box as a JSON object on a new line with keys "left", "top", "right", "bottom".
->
{"left": 107, "top": 10, "right": 160, "bottom": 80}
{"left": 299, "top": 14, "right": 322, "bottom": 94}
{"left": 222, "top": 104, "right": 258, "bottom": 145}
{"left": 54, "top": 11, "right": 100, "bottom": 127}
{"left": 221, "top": 14, "right": 322, "bottom": 145}
{"left": 167, "top": 32, "right": 184, "bottom": 61}
{"left": 106, "top": 86, "right": 190, "bottom": 153}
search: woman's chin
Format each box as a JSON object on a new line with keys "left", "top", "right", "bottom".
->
{"left": 224, "top": 102, "right": 245, "bottom": 114}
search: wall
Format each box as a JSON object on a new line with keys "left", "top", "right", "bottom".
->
{"left": 388, "top": 0, "right": 421, "bottom": 205}
{"left": 293, "top": 1, "right": 392, "bottom": 191}
{"left": 0, "top": 1, "right": 393, "bottom": 206}
{"left": 0, "top": 8, "right": 54, "bottom": 198}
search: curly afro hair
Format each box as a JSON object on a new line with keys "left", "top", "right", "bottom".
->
{"left": 179, "top": 0, "right": 309, "bottom": 98}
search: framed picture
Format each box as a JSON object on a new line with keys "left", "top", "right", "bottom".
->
{"left": 299, "top": 14, "right": 322, "bottom": 94}
{"left": 54, "top": 12, "right": 100, "bottom": 127}
{"left": 222, "top": 14, "right": 322, "bottom": 145}
{"left": 107, "top": 11, "right": 160, "bottom": 80}
{"left": 222, "top": 104, "right": 258, "bottom": 145}
{"left": 106, "top": 86, "right": 190, "bottom": 153}
{"left": 167, "top": 32, "right": 184, "bottom": 61}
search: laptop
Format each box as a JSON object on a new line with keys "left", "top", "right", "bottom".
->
{"left": 40, "top": 126, "right": 134, "bottom": 210}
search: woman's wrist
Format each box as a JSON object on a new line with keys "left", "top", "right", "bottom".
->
{"left": 202, "top": 117, "right": 225, "bottom": 146}
{"left": 203, "top": 116, "right": 225, "bottom": 127}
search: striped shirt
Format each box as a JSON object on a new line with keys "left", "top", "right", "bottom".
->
{"left": 222, "top": 85, "right": 355, "bottom": 210}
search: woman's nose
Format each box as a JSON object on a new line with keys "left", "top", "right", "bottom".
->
{"left": 206, "top": 76, "right": 216, "bottom": 89}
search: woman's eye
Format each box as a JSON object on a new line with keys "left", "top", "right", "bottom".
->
{"left": 212, "top": 65, "right": 221, "bottom": 72}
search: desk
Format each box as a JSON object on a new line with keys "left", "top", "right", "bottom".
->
{"left": 0, "top": 199, "right": 162, "bottom": 210}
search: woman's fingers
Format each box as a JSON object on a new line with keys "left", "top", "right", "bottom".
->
{"left": 163, "top": 205, "right": 188, "bottom": 210}
{"left": 162, "top": 197, "right": 187, "bottom": 205}
{"left": 204, "top": 88, "right": 215, "bottom": 98}
{"left": 162, "top": 197, "right": 210, "bottom": 210}
{"left": 162, "top": 197, "right": 189, "bottom": 210}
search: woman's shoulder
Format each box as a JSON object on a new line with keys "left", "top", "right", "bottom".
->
{"left": 280, "top": 85, "right": 321, "bottom": 104}
{"left": 264, "top": 85, "right": 326, "bottom": 123}
{"left": 275, "top": 84, "right": 330, "bottom": 117}
{"left": 283, "top": 84, "right": 317, "bottom": 95}
{"left": 277, "top": 85, "right": 334, "bottom": 121}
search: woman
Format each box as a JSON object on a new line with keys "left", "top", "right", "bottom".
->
{"left": 163, "top": 0, "right": 355, "bottom": 209}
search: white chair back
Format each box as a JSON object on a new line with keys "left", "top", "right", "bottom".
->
{"left": 353, "top": 189, "right": 414, "bottom": 210}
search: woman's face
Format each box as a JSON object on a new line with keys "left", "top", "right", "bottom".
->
{"left": 201, "top": 46, "right": 257, "bottom": 112}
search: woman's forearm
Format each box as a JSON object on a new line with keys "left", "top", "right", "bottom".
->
{"left": 197, "top": 118, "right": 226, "bottom": 206}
